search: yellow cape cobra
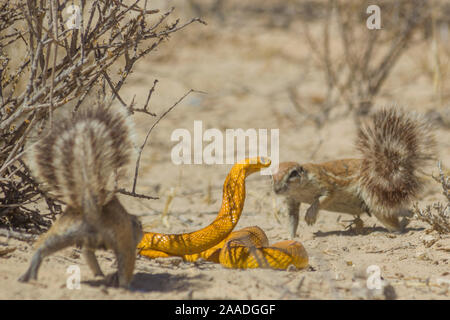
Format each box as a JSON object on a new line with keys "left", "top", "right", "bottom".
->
{"left": 138, "top": 157, "right": 308, "bottom": 269}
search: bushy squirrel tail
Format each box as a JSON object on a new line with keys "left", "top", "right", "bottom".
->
{"left": 29, "top": 103, "right": 136, "bottom": 222}
{"left": 356, "top": 108, "right": 436, "bottom": 228}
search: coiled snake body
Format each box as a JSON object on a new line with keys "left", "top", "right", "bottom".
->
{"left": 138, "top": 157, "right": 308, "bottom": 269}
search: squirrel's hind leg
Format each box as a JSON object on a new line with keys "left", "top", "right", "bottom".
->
{"left": 18, "top": 249, "right": 44, "bottom": 283}
{"left": 372, "top": 211, "right": 409, "bottom": 233}
{"left": 18, "top": 230, "right": 79, "bottom": 283}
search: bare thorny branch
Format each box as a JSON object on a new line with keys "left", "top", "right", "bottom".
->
{"left": 413, "top": 162, "right": 450, "bottom": 234}
{"left": 0, "top": 1, "right": 206, "bottom": 232}
{"left": 119, "top": 88, "right": 207, "bottom": 200}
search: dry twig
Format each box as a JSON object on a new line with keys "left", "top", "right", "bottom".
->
{"left": 294, "top": 0, "right": 429, "bottom": 126}
{"left": 0, "top": 1, "right": 205, "bottom": 232}
{"left": 413, "top": 162, "right": 450, "bottom": 234}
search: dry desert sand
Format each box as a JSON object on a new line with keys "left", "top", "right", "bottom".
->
{"left": 1, "top": 1, "right": 450, "bottom": 300}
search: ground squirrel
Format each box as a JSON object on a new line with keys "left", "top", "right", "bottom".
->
{"left": 272, "top": 108, "right": 436, "bottom": 238}
{"left": 19, "top": 104, "right": 143, "bottom": 288}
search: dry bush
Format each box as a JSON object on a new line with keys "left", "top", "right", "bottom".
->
{"left": 0, "top": 1, "right": 204, "bottom": 233}
{"left": 422, "top": 1, "right": 450, "bottom": 109}
{"left": 290, "top": 0, "right": 430, "bottom": 126}
{"left": 413, "top": 1, "right": 450, "bottom": 128}
{"left": 413, "top": 162, "right": 450, "bottom": 234}
{"left": 186, "top": 0, "right": 328, "bottom": 28}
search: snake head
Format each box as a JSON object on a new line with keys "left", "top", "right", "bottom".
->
{"left": 239, "top": 157, "right": 271, "bottom": 176}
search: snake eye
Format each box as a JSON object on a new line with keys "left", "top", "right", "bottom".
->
{"left": 259, "top": 157, "right": 271, "bottom": 165}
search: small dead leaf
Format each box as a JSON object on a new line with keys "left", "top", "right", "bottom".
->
{"left": 0, "top": 247, "right": 16, "bottom": 257}
{"left": 415, "top": 250, "right": 431, "bottom": 261}
{"left": 322, "top": 249, "right": 339, "bottom": 256}
{"left": 422, "top": 235, "right": 438, "bottom": 248}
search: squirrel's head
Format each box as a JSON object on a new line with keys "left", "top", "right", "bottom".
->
{"left": 272, "top": 162, "right": 306, "bottom": 194}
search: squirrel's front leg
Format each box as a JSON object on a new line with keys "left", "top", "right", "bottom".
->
{"left": 286, "top": 199, "right": 300, "bottom": 239}
{"left": 305, "top": 194, "right": 332, "bottom": 226}
{"left": 83, "top": 248, "right": 104, "bottom": 278}
{"left": 110, "top": 239, "right": 137, "bottom": 288}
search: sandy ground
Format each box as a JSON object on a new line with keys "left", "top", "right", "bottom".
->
{"left": 1, "top": 2, "right": 450, "bottom": 300}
